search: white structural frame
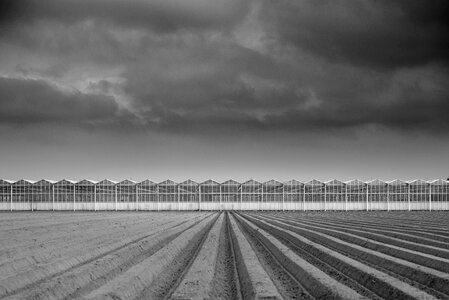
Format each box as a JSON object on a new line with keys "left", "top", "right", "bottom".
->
{"left": 263, "top": 180, "right": 283, "bottom": 211}
{"left": 346, "top": 179, "right": 368, "bottom": 211}
{"left": 1, "top": 178, "right": 448, "bottom": 211}
{"left": 199, "top": 180, "right": 220, "bottom": 211}
{"left": 325, "top": 180, "right": 346, "bottom": 211}
{"left": 283, "top": 180, "right": 303, "bottom": 211}
{"left": 178, "top": 180, "right": 199, "bottom": 211}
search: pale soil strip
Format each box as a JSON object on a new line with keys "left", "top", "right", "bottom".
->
{"left": 0, "top": 215, "right": 196, "bottom": 280}
{"left": 269, "top": 215, "right": 449, "bottom": 255}
{"left": 292, "top": 213, "right": 449, "bottom": 230}
{"left": 291, "top": 214, "right": 449, "bottom": 241}
{"left": 300, "top": 214, "right": 449, "bottom": 235}
{"left": 234, "top": 214, "right": 366, "bottom": 300}
{"left": 0, "top": 213, "right": 137, "bottom": 232}
{"left": 275, "top": 214, "right": 449, "bottom": 248}
{"left": 80, "top": 213, "right": 217, "bottom": 300}
{"left": 255, "top": 214, "right": 449, "bottom": 280}
{"left": 259, "top": 214, "right": 449, "bottom": 265}
{"left": 170, "top": 214, "right": 225, "bottom": 299}
{"left": 0, "top": 226, "right": 170, "bottom": 281}
{"left": 0, "top": 212, "right": 177, "bottom": 242}
{"left": 0, "top": 213, "right": 192, "bottom": 240}
{"left": 0, "top": 213, "right": 211, "bottom": 297}
{"left": 290, "top": 212, "right": 446, "bottom": 228}
{"left": 0, "top": 215, "right": 184, "bottom": 268}
{"left": 1, "top": 223, "right": 148, "bottom": 265}
{"left": 0, "top": 212, "right": 102, "bottom": 223}
{"left": 355, "top": 214, "right": 449, "bottom": 229}
{"left": 0, "top": 214, "right": 158, "bottom": 254}
{"left": 326, "top": 211, "right": 449, "bottom": 225}
{"left": 0, "top": 213, "right": 191, "bottom": 255}
{"left": 228, "top": 214, "right": 282, "bottom": 299}
{"left": 245, "top": 214, "right": 438, "bottom": 300}
{"left": 3, "top": 214, "right": 212, "bottom": 300}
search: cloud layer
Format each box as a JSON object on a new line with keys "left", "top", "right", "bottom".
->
{"left": 0, "top": 0, "right": 448, "bottom": 136}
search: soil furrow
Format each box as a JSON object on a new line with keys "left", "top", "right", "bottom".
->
{"left": 251, "top": 214, "right": 449, "bottom": 298}
{"left": 0, "top": 214, "right": 211, "bottom": 299}
{"left": 243, "top": 213, "right": 438, "bottom": 300}
{"left": 2, "top": 211, "right": 449, "bottom": 300}
{"left": 233, "top": 214, "right": 313, "bottom": 299}
{"left": 257, "top": 214, "right": 449, "bottom": 272}
{"left": 265, "top": 214, "right": 449, "bottom": 258}
{"left": 235, "top": 213, "right": 367, "bottom": 299}
{"left": 275, "top": 214, "right": 449, "bottom": 249}
{"left": 169, "top": 213, "right": 225, "bottom": 299}
{"left": 80, "top": 213, "right": 218, "bottom": 300}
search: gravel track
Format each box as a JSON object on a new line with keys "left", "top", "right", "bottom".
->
{"left": 1, "top": 211, "right": 448, "bottom": 300}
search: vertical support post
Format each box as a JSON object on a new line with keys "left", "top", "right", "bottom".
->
{"left": 10, "top": 185, "right": 13, "bottom": 211}
{"left": 177, "top": 184, "right": 180, "bottom": 211}
{"left": 408, "top": 184, "right": 411, "bottom": 211}
{"left": 324, "top": 184, "right": 327, "bottom": 211}
{"left": 157, "top": 185, "right": 160, "bottom": 211}
{"left": 282, "top": 184, "right": 285, "bottom": 212}
{"left": 219, "top": 184, "right": 222, "bottom": 211}
{"left": 429, "top": 184, "right": 432, "bottom": 211}
{"left": 366, "top": 185, "right": 369, "bottom": 211}
{"left": 260, "top": 184, "right": 263, "bottom": 211}
{"left": 115, "top": 185, "right": 117, "bottom": 211}
{"left": 345, "top": 185, "right": 348, "bottom": 212}
{"left": 73, "top": 184, "right": 76, "bottom": 212}
{"left": 303, "top": 185, "right": 305, "bottom": 211}
{"left": 240, "top": 185, "right": 243, "bottom": 211}
{"left": 136, "top": 185, "right": 139, "bottom": 211}
{"left": 311, "top": 184, "right": 314, "bottom": 211}
{"left": 387, "top": 185, "right": 390, "bottom": 211}
{"left": 198, "top": 185, "right": 201, "bottom": 211}
{"left": 52, "top": 184, "right": 55, "bottom": 211}
{"left": 94, "top": 185, "right": 97, "bottom": 211}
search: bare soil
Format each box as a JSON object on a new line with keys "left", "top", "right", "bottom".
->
{"left": 1, "top": 211, "right": 449, "bottom": 299}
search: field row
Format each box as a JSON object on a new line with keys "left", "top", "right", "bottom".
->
{"left": 1, "top": 211, "right": 448, "bottom": 299}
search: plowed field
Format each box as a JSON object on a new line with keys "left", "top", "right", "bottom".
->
{"left": 1, "top": 211, "right": 448, "bottom": 299}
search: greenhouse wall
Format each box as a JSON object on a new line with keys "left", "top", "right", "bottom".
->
{"left": 0, "top": 179, "right": 448, "bottom": 211}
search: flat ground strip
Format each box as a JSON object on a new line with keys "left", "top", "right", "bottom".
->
{"left": 0, "top": 211, "right": 448, "bottom": 299}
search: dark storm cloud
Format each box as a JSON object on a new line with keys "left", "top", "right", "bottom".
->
{"left": 260, "top": 0, "right": 449, "bottom": 68}
{"left": 0, "top": 77, "right": 122, "bottom": 125}
{"left": 129, "top": 57, "right": 449, "bottom": 134}
{"left": 0, "top": 0, "right": 249, "bottom": 32}
{"left": 0, "top": 0, "right": 448, "bottom": 137}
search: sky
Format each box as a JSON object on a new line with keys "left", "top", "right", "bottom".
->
{"left": 0, "top": 0, "right": 448, "bottom": 183}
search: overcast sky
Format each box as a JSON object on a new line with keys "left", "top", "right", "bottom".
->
{"left": 0, "top": 0, "right": 448, "bottom": 182}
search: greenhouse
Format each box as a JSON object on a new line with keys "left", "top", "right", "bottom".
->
{"left": 96, "top": 179, "right": 116, "bottom": 210}
{"left": 304, "top": 180, "right": 325, "bottom": 210}
{"left": 220, "top": 180, "right": 241, "bottom": 210}
{"left": 347, "top": 180, "right": 368, "bottom": 211}
{"left": 54, "top": 180, "right": 75, "bottom": 210}
{"left": 367, "top": 179, "right": 388, "bottom": 211}
{"left": 325, "top": 179, "right": 346, "bottom": 211}
{"left": 283, "top": 180, "right": 304, "bottom": 211}
{"left": 388, "top": 179, "right": 409, "bottom": 210}
{"left": 117, "top": 180, "right": 137, "bottom": 210}
{"left": 0, "top": 178, "right": 448, "bottom": 211}
{"left": 263, "top": 180, "right": 283, "bottom": 211}
{"left": 430, "top": 179, "right": 449, "bottom": 210}
{"left": 241, "top": 180, "right": 262, "bottom": 210}
{"left": 409, "top": 180, "right": 430, "bottom": 210}
{"left": 199, "top": 180, "right": 220, "bottom": 210}
{"left": 179, "top": 180, "right": 199, "bottom": 211}
{"left": 136, "top": 180, "right": 158, "bottom": 210}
